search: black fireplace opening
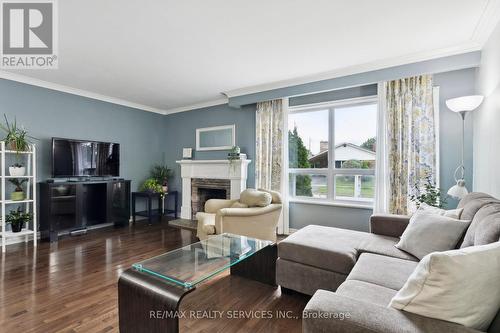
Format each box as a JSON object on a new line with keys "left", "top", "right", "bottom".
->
{"left": 196, "top": 188, "right": 227, "bottom": 217}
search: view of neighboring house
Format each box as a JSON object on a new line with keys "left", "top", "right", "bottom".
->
{"left": 303, "top": 141, "right": 376, "bottom": 201}
{"left": 308, "top": 141, "right": 376, "bottom": 168}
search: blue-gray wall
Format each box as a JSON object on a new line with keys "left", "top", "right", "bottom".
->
{"left": 435, "top": 68, "right": 476, "bottom": 208}
{"left": 163, "top": 104, "right": 256, "bottom": 195}
{"left": 0, "top": 78, "right": 165, "bottom": 191}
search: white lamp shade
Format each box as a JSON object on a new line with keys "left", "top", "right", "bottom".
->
{"left": 446, "top": 95, "right": 484, "bottom": 112}
{"left": 447, "top": 180, "right": 469, "bottom": 199}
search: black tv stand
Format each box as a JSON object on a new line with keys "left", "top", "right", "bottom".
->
{"left": 39, "top": 179, "right": 131, "bottom": 242}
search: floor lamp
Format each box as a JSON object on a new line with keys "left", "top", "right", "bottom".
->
{"left": 445, "top": 95, "right": 484, "bottom": 199}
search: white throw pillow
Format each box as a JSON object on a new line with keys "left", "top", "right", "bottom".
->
{"left": 389, "top": 242, "right": 500, "bottom": 331}
{"left": 418, "top": 202, "right": 463, "bottom": 219}
{"left": 395, "top": 211, "right": 470, "bottom": 259}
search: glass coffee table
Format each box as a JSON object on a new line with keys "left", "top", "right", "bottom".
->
{"left": 118, "top": 233, "right": 277, "bottom": 333}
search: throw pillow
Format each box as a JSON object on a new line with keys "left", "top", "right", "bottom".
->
{"left": 230, "top": 201, "right": 249, "bottom": 209}
{"left": 239, "top": 189, "right": 272, "bottom": 207}
{"left": 389, "top": 242, "right": 500, "bottom": 331}
{"left": 395, "top": 211, "right": 470, "bottom": 259}
{"left": 418, "top": 202, "right": 463, "bottom": 219}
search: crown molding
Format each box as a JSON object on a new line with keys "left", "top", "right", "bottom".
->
{"left": 162, "top": 98, "right": 228, "bottom": 115}
{"left": 0, "top": 70, "right": 168, "bottom": 115}
{"left": 224, "top": 42, "right": 483, "bottom": 99}
{"left": 471, "top": 0, "right": 500, "bottom": 46}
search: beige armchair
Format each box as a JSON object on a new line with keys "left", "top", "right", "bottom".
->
{"left": 196, "top": 189, "right": 282, "bottom": 242}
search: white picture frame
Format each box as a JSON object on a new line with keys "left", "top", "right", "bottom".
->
{"left": 196, "top": 125, "right": 235, "bottom": 151}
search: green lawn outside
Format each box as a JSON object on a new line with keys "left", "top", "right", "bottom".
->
{"left": 310, "top": 176, "right": 374, "bottom": 198}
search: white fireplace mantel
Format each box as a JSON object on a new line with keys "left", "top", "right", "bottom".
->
{"left": 176, "top": 159, "right": 252, "bottom": 219}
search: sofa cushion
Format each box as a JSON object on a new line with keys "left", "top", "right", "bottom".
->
{"left": 336, "top": 280, "right": 397, "bottom": 306}
{"left": 457, "top": 192, "right": 499, "bottom": 221}
{"left": 395, "top": 211, "right": 470, "bottom": 259}
{"left": 358, "top": 233, "right": 418, "bottom": 261}
{"left": 461, "top": 202, "right": 500, "bottom": 248}
{"left": 419, "top": 202, "right": 463, "bottom": 219}
{"left": 347, "top": 253, "right": 418, "bottom": 290}
{"left": 390, "top": 242, "right": 500, "bottom": 331}
{"left": 239, "top": 189, "right": 272, "bottom": 207}
{"left": 230, "top": 201, "right": 249, "bottom": 208}
{"left": 278, "top": 225, "right": 365, "bottom": 274}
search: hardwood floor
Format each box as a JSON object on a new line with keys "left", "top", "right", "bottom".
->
{"left": 0, "top": 218, "right": 309, "bottom": 333}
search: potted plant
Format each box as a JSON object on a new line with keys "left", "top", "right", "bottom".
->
{"left": 140, "top": 178, "right": 163, "bottom": 194}
{"left": 0, "top": 115, "right": 36, "bottom": 176}
{"left": 410, "top": 174, "right": 447, "bottom": 208}
{"left": 151, "top": 164, "right": 173, "bottom": 193}
{"left": 6, "top": 207, "right": 32, "bottom": 233}
{"left": 9, "top": 162, "right": 26, "bottom": 177}
{"left": 8, "top": 178, "right": 28, "bottom": 201}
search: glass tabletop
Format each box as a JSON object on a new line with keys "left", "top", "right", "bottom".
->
{"left": 132, "top": 233, "right": 272, "bottom": 289}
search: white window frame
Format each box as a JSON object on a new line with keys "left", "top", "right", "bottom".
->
{"left": 287, "top": 96, "right": 378, "bottom": 207}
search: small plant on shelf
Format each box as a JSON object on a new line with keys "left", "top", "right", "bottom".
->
{"left": 6, "top": 207, "right": 32, "bottom": 233}
{"left": 410, "top": 173, "right": 446, "bottom": 208}
{"left": 8, "top": 178, "right": 28, "bottom": 201}
{"left": 140, "top": 178, "right": 163, "bottom": 194}
{"left": 150, "top": 164, "right": 173, "bottom": 192}
{"left": 0, "top": 114, "right": 36, "bottom": 176}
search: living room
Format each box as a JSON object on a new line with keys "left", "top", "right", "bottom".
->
{"left": 0, "top": 1, "right": 499, "bottom": 333}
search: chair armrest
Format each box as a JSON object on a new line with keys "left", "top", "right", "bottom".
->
{"left": 204, "top": 199, "right": 237, "bottom": 214}
{"left": 369, "top": 214, "right": 410, "bottom": 238}
{"left": 218, "top": 204, "right": 282, "bottom": 217}
{"left": 303, "top": 290, "right": 481, "bottom": 333}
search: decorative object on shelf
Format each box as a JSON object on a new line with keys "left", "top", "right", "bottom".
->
{"left": 0, "top": 115, "right": 36, "bottom": 176}
{"left": 196, "top": 124, "right": 235, "bottom": 151}
{"left": 6, "top": 207, "right": 32, "bottom": 233}
{"left": 140, "top": 178, "right": 163, "bottom": 194}
{"left": 182, "top": 148, "right": 192, "bottom": 159}
{"left": 228, "top": 146, "right": 246, "bottom": 168}
{"left": 410, "top": 173, "right": 446, "bottom": 208}
{"left": 9, "top": 163, "right": 26, "bottom": 176}
{"left": 150, "top": 164, "right": 173, "bottom": 193}
{"left": 445, "top": 95, "right": 484, "bottom": 199}
{"left": 8, "top": 178, "right": 28, "bottom": 201}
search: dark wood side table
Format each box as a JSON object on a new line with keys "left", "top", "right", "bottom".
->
{"left": 132, "top": 191, "right": 178, "bottom": 224}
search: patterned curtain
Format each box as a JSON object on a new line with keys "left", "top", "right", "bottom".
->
{"left": 255, "top": 100, "right": 283, "bottom": 192}
{"left": 386, "top": 75, "right": 437, "bottom": 215}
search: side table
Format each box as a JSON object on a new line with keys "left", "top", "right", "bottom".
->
{"left": 132, "top": 191, "right": 178, "bottom": 224}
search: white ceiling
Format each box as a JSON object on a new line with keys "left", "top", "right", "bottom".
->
{"left": 2, "top": 0, "right": 500, "bottom": 114}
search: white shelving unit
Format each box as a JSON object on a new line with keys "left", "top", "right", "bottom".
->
{"left": 0, "top": 141, "right": 37, "bottom": 252}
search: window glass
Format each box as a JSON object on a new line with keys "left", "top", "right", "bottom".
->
{"left": 288, "top": 109, "right": 329, "bottom": 169}
{"left": 289, "top": 174, "right": 327, "bottom": 199}
{"left": 334, "top": 104, "right": 377, "bottom": 169}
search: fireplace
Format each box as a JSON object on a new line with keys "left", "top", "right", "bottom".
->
{"left": 191, "top": 178, "right": 231, "bottom": 219}
{"left": 176, "top": 159, "right": 251, "bottom": 220}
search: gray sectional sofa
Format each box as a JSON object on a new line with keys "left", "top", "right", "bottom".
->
{"left": 276, "top": 192, "right": 500, "bottom": 333}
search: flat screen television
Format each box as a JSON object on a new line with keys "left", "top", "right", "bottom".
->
{"left": 52, "top": 138, "right": 120, "bottom": 177}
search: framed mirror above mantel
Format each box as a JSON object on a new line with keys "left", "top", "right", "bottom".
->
{"left": 196, "top": 124, "right": 235, "bottom": 151}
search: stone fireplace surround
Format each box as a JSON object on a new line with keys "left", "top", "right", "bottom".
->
{"left": 176, "top": 159, "right": 251, "bottom": 220}
{"left": 191, "top": 178, "right": 231, "bottom": 219}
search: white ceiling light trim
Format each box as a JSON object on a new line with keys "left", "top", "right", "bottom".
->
{"left": 0, "top": 70, "right": 167, "bottom": 115}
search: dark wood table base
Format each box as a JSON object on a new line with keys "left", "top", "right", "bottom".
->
{"left": 118, "top": 244, "right": 278, "bottom": 333}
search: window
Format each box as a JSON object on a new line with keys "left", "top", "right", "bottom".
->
{"left": 287, "top": 97, "right": 377, "bottom": 205}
